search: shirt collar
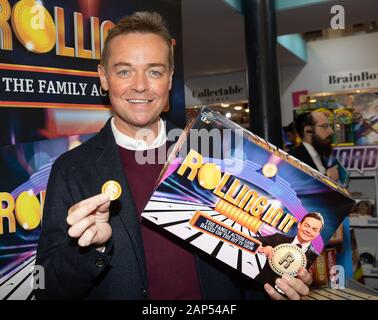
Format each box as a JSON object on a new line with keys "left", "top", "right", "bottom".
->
{"left": 111, "top": 117, "right": 167, "bottom": 150}
{"left": 292, "top": 236, "right": 311, "bottom": 252}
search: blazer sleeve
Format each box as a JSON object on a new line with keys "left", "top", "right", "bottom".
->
{"left": 34, "top": 160, "right": 113, "bottom": 300}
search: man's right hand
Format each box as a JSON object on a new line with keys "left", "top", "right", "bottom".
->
{"left": 66, "top": 193, "right": 111, "bottom": 250}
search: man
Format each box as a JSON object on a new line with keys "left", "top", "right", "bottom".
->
{"left": 290, "top": 111, "right": 339, "bottom": 181}
{"left": 258, "top": 212, "right": 324, "bottom": 266}
{"left": 35, "top": 12, "right": 311, "bottom": 300}
{"left": 256, "top": 213, "right": 323, "bottom": 296}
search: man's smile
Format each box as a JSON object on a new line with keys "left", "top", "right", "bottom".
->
{"left": 126, "top": 99, "right": 154, "bottom": 104}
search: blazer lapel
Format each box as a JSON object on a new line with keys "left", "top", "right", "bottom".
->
{"left": 300, "top": 144, "right": 318, "bottom": 169}
{"left": 93, "top": 120, "right": 148, "bottom": 288}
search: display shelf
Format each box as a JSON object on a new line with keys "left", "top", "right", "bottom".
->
{"left": 348, "top": 168, "right": 378, "bottom": 217}
{"left": 349, "top": 216, "right": 378, "bottom": 228}
{"left": 362, "top": 265, "right": 378, "bottom": 279}
{"left": 349, "top": 171, "right": 377, "bottom": 178}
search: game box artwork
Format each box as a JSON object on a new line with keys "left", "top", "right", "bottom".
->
{"left": 142, "top": 107, "right": 356, "bottom": 286}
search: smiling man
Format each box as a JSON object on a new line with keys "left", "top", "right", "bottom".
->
{"left": 98, "top": 28, "right": 173, "bottom": 140}
{"left": 257, "top": 212, "right": 324, "bottom": 298}
{"left": 35, "top": 11, "right": 311, "bottom": 300}
{"left": 258, "top": 212, "right": 324, "bottom": 263}
{"left": 290, "top": 111, "right": 339, "bottom": 182}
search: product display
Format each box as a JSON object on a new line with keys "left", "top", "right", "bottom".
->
{"left": 334, "top": 108, "right": 354, "bottom": 145}
{"left": 297, "top": 92, "right": 378, "bottom": 146}
{"left": 310, "top": 251, "right": 329, "bottom": 288}
{"left": 325, "top": 248, "right": 337, "bottom": 285}
{"left": 142, "top": 107, "right": 356, "bottom": 287}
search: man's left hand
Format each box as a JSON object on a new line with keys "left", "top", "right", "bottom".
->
{"left": 264, "top": 267, "right": 312, "bottom": 300}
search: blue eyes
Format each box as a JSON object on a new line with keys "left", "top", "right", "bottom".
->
{"left": 150, "top": 70, "right": 162, "bottom": 77}
{"left": 116, "top": 70, "right": 163, "bottom": 77}
{"left": 117, "top": 70, "right": 130, "bottom": 77}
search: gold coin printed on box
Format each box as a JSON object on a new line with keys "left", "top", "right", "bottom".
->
{"left": 262, "top": 163, "right": 278, "bottom": 178}
{"left": 269, "top": 243, "right": 307, "bottom": 276}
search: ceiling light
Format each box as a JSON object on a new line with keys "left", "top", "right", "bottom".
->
{"left": 225, "top": 112, "right": 232, "bottom": 118}
{"left": 234, "top": 106, "right": 243, "bottom": 111}
{"left": 221, "top": 103, "right": 230, "bottom": 108}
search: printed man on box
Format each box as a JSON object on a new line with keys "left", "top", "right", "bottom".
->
{"left": 258, "top": 212, "right": 323, "bottom": 265}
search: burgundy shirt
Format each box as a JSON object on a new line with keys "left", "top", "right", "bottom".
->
{"left": 118, "top": 145, "right": 202, "bottom": 299}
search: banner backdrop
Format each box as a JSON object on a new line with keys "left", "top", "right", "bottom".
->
{"left": 0, "top": 0, "right": 185, "bottom": 299}
{"left": 0, "top": 134, "right": 94, "bottom": 299}
{"left": 0, "top": 0, "right": 186, "bottom": 146}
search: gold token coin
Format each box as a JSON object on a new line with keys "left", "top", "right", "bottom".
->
{"left": 102, "top": 180, "right": 122, "bottom": 201}
{"left": 262, "top": 163, "right": 278, "bottom": 178}
{"left": 268, "top": 243, "right": 307, "bottom": 277}
{"left": 11, "top": 0, "right": 56, "bottom": 53}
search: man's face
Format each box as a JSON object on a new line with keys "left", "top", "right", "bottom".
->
{"left": 297, "top": 217, "right": 322, "bottom": 243}
{"left": 98, "top": 33, "right": 172, "bottom": 135}
{"left": 311, "top": 112, "right": 334, "bottom": 156}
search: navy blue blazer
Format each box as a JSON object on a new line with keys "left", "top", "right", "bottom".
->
{"left": 35, "top": 118, "right": 267, "bottom": 300}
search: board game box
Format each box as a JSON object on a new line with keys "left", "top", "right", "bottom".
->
{"left": 142, "top": 107, "right": 356, "bottom": 287}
